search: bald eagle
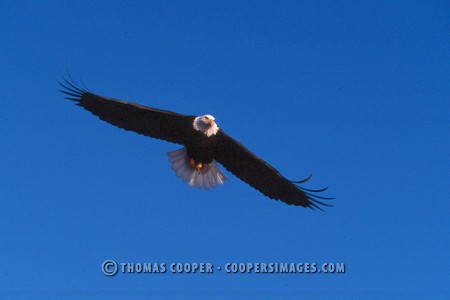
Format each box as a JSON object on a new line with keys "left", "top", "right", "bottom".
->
{"left": 59, "top": 79, "right": 332, "bottom": 209}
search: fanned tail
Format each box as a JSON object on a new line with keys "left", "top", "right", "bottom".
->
{"left": 167, "top": 148, "right": 228, "bottom": 189}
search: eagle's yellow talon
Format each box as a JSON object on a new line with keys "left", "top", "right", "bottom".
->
{"left": 189, "top": 158, "right": 203, "bottom": 171}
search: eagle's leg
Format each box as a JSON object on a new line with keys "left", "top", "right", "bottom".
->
{"left": 189, "top": 158, "right": 203, "bottom": 171}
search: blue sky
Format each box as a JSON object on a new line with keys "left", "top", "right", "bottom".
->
{"left": 1, "top": 1, "right": 449, "bottom": 299}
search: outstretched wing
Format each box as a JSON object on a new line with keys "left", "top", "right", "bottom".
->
{"left": 214, "top": 130, "right": 333, "bottom": 209}
{"left": 59, "top": 79, "right": 196, "bottom": 145}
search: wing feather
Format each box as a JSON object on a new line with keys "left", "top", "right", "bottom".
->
{"left": 214, "top": 130, "right": 333, "bottom": 209}
{"left": 59, "top": 79, "right": 195, "bottom": 145}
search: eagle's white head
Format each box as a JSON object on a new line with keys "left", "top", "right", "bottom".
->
{"left": 193, "top": 114, "right": 219, "bottom": 137}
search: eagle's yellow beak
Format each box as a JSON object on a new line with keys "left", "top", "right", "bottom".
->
{"left": 208, "top": 119, "right": 215, "bottom": 126}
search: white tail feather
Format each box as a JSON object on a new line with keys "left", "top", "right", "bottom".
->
{"left": 167, "top": 148, "right": 229, "bottom": 189}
